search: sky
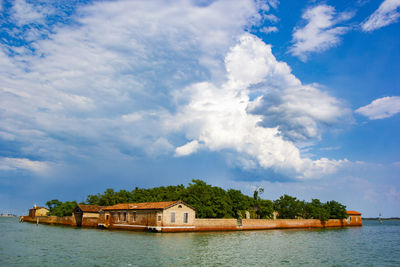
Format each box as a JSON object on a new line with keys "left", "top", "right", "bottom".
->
{"left": 0, "top": 0, "right": 399, "bottom": 217}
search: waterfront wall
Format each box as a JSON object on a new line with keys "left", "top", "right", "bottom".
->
{"left": 22, "top": 215, "right": 362, "bottom": 231}
{"left": 194, "top": 218, "right": 238, "bottom": 231}
{"left": 21, "top": 215, "right": 99, "bottom": 227}
{"left": 193, "top": 217, "right": 361, "bottom": 232}
{"left": 22, "top": 215, "right": 75, "bottom": 226}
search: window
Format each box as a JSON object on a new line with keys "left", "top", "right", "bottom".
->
{"left": 123, "top": 212, "right": 127, "bottom": 221}
{"left": 158, "top": 215, "right": 161, "bottom": 221}
{"left": 178, "top": 205, "right": 182, "bottom": 208}
{"left": 133, "top": 211, "right": 136, "bottom": 221}
{"left": 184, "top": 212, "right": 188, "bottom": 223}
{"left": 106, "top": 214, "right": 109, "bottom": 220}
{"left": 171, "top": 212, "right": 175, "bottom": 223}
{"left": 118, "top": 212, "right": 121, "bottom": 222}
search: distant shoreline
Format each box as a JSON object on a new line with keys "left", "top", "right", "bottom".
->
{"left": 362, "top": 217, "right": 400, "bottom": 220}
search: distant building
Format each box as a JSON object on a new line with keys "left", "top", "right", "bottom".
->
{"left": 99, "top": 200, "right": 195, "bottom": 232}
{"left": 28, "top": 205, "right": 49, "bottom": 218}
{"left": 73, "top": 204, "right": 103, "bottom": 227}
{"left": 346, "top": 210, "right": 362, "bottom": 224}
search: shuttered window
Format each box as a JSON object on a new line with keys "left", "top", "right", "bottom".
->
{"left": 171, "top": 212, "right": 175, "bottom": 223}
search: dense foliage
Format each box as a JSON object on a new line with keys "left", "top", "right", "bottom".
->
{"left": 46, "top": 199, "right": 77, "bottom": 217}
{"left": 274, "top": 195, "right": 347, "bottom": 221}
{"left": 46, "top": 180, "right": 347, "bottom": 220}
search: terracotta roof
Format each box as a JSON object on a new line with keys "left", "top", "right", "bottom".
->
{"left": 346, "top": 210, "right": 361, "bottom": 215}
{"left": 102, "top": 200, "right": 189, "bottom": 211}
{"left": 77, "top": 204, "right": 103, "bottom": 213}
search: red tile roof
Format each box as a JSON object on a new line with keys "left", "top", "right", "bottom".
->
{"left": 77, "top": 204, "right": 103, "bottom": 213}
{"left": 346, "top": 210, "right": 361, "bottom": 215}
{"left": 102, "top": 200, "right": 189, "bottom": 211}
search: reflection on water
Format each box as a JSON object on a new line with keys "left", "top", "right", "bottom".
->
{"left": 1, "top": 218, "right": 399, "bottom": 266}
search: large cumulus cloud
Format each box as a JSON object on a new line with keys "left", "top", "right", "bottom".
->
{"left": 0, "top": 0, "right": 349, "bottom": 180}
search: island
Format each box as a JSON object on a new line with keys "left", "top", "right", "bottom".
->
{"left": 20, "top": 180, "right": 362, "bottom": 232}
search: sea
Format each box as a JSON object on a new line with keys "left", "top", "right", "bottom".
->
{"left": 1, "top": 217, "right": 399, "bottom": 266}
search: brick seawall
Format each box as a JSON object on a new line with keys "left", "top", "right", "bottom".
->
{"left": 22, "top": 216, "right": 362, "bottom": 232}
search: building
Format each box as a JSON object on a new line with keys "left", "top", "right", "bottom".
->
{"left": 28, "top": 205, "right": 49, "bottom": 218}
{"left": 73, "top": 204, "right": 103, "bottom": 227}
{"left": 99, "top": 200, "right": 196, "bottom": 232}
{"left": 346, "top": 210, "right": 362, "bottom": 225}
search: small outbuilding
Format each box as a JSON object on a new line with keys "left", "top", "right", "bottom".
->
{"left": 99, "top": 200, "right": 196, "bottom": 232}
{"left": 28, "top": 205, "right": 49, "bottom": 218}
{"left": 73, "top": 204, "right": 103, "bottom": 227}
{"left": 346, "top": 210, "right": 362, "bottom": 225}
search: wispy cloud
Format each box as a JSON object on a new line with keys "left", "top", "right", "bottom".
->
{"left": 0, "top": 157, "right": 49, "bottom": 173}
{"left": 356, "top": 96, "right": 400, "bottom": 119}
{"left": 361, "top": 0, "right": 400, "bottom": 32}
{"left": 260, "top": 26, "right": 278, "bottom": 33}
{"left": 289, "top": 4, "right": 354, "bottom": 61}
{"left": 11, "top": 0, "right": 52, "bottom": 26}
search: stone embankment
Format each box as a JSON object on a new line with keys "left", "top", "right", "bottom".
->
{"left": 21, "top": 215, "right": 362, "bottom": 231}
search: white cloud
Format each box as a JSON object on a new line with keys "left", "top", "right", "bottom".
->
{"left": 263, "top": 14, "right": 279, "bottom": 22}
{"left": 11, "top": 0, "right": 52, "bottom": 26}
{"left": 175, "top": 140, "right": 201, "bottom": 156}
{"left": 260, "top": 26, "right": 278, "bottom": 33}
{"left": 0, "top": 157, "right": 49, "bottom": 173}
{"left": 256, "top": 0, "right": 279, "bottom": 12}
{"left": 289, "top": 4, "right": 354, "bottom": 61}
{"left": 356, "top": 96, "right": 400, "bottom": 119}
{"left": 0, "top": 0, "right": 350, "bottom": 180}
{"left": 361, "top": 0, "right": 400, "bottom": 32}
{"left": 0, "top": 0, "right": 259, "bottom": 170}
{"left": 168, "top": 34, "right": 349, "bottom": 179}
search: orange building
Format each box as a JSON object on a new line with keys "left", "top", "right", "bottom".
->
{"left": 346, "top": 210, "right": 362, "bottom": 226}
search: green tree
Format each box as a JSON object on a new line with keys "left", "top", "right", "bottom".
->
{"left": 326, "top": 200, "right": 347, "bottom": 219}
{"left": 274, "top": 195, "right": 301, "bottom": 219}
{"left": 46, "top": 200, "right": 77, "bottom": 217}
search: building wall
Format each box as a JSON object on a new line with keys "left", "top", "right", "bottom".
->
{"left": 35, "top": 208, "right": 49, "bottom": 217}
{"left": 82, "top": 212, "right": 100, "bottom": 218}
{"left": 162, "top": 204, "right": 195, "bottom": 227}
{"left": 107, "top": 210, "right": 159, "bottom": 226}
{"left": 28, "top": 208, "right": 49, "bottom": 217}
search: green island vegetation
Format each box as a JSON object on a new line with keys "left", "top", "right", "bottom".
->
{"left": 45, "top": 179, "right": 347, "bottom": 221}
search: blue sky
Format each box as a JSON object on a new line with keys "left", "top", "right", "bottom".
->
{"left": 0, "top": 0, "right": 399, "bottom": 217}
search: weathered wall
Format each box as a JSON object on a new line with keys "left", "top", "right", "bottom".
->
{"left": 241, "top": 216, "right": 362, "bottom": 230}
{"left": 22, "top": 215, "right": 75, "bottom": 226}
{"left": 82, "top": 217, "right": 99, "bottom": 227}
{"left": 162, "top": 204, "right": 195, "bottom": 227}
{"left": 22, "top": 214, "right": 361, "bottom": 231}
{"left": 83, "top": 212, "right": 99, "bottom": 218}
{"left": 194, "top": 218, "right": 238, "bottom": 231}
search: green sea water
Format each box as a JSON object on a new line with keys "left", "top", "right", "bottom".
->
{"left": 1, "top": 217, "right": 399, "bottom": 266}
